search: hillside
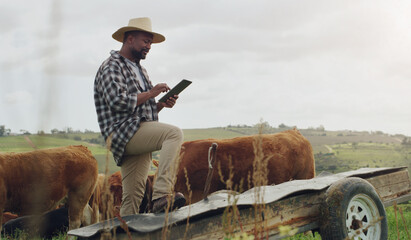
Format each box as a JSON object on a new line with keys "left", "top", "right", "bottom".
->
{"left": 0, "top": 126, "right": 410, "bottom": 176}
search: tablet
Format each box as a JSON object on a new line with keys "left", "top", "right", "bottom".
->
{"left": 158, "top": 79, "right": 192, "bottom": 103}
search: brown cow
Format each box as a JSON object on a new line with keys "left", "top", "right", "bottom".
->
{"left": 93, "top": 171, "right": 154, "bottom": 219}
{"left": 111, "top": 129, "right": 315, "bottom": 213}
{"left": 108, "top": 171, "right": 123, "bottom": 213}
{"left": 0, "top": 145, "right": 98, "bottom": 232}
{"left": 96, "top": 171, "right": 122, "bottom": 220}
{"left": 175, "top": 129, "right": 315, "bottom": 204}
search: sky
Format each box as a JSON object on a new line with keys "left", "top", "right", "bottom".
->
{"left": 1, "top": 0, "right": 411, "bottom": 136}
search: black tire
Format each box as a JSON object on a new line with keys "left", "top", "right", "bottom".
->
{"left": 319, "top": 177, "right": 388, "bottom": 240}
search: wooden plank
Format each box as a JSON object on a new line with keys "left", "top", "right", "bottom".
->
{"left": 375, "top": 182, "right": 411, "bottom": 201}
{"left": 365, "top": 169, "right": 411, "bottom": 202}
{"left": 121, "top": 191, "right": 324, "bottom": 240}
{"left": 383, "top": 193, "right": 411, "bottom": 207}
{"left": 365, "top": 169, "right": 410, "bottom": 189}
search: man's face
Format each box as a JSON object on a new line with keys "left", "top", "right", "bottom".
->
{"left": 130, "top": 31, "right": 153, "bottom": 60}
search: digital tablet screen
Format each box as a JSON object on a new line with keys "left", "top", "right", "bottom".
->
{"left": 158, "top": 79, "right": 192, "bottom": 103}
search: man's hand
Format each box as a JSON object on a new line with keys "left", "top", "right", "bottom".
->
{"left": 137, "top": 83, "right": 169, "bottom": 106}
{"left": 157, "top": 95, "right": 178, "bottom": 111}
{"left": 150, "top": 83, "right": 170, "bottom": 97}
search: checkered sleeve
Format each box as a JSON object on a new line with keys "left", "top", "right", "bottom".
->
{"left": 99, "top": 64, "right": 138, "bottom": 114}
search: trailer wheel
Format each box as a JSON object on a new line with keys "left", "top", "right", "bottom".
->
{"left": 319, "top": 177, "right": 388, "bottom": 240}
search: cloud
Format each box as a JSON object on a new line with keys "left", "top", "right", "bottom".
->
{"left": 3, "top": 90, "right": 33, "bottom": 104}
{"left": 1, "top": 0, "right": 411, "bottom": 136}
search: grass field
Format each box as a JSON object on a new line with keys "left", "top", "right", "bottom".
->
{"left": 386, "top": 203, "right": 411, "bottom": 240}
{"left": 1, "top": 126, "right": 410, "bottom": 175}
{"left": 1, "top": 126, "right": 410, "bottom": 239}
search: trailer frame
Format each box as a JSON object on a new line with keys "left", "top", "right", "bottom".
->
{"left": 68, "top": 167, "right": 411, "bottom": 240}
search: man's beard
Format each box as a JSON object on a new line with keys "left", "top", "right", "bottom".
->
{"left": 131, "top": 48, "right": 148, "bottom": 60}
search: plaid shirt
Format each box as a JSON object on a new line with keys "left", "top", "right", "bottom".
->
{"left": 94, "top": 50, "right": 158, "bottom": 166}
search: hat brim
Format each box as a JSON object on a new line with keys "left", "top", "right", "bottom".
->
{"left": 112, "top": 27, "right": 165, "bottom": 43}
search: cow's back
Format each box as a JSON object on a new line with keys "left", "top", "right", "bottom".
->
{"left": 263, "top": 129, "right": 315, "bottom": 183}
{"left": 175, "top": 129, "right": 315, "bottom": 204}
{"left": 0, "top": 145, "right": 98, "bottom": 215}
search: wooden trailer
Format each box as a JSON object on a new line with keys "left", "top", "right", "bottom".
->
{"left": 68, "top": 167, "right": 411, "bottom": 240}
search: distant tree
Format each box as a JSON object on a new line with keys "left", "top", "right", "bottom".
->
{"left": 261, "top": 121, "right": 271, "bottom": 129}
{"left": 88, "top": 135, "right": 105, "bottom": 146}
{"left": 20, "top": 129, "right": 31, "bottom": 135}
{"left": 0, "top": 125, "right": 11, "bottom": 136}
{"left": 316, "top": 125, "right": 325, "bottom": 131}
{"left": 254, "top": 121, "right": 271, "bottom": 130}
{"left": 37, "top": 130, "right": 46, "bottom": 135}
{"left": 278, "top": 123, "right": 288, "bottom": 128}
{"left": 51, "top": 128, "right": 59, "bottom": 134}
{"left": 0, "top": 125, "right": 5, "bottom": 136}
{"left": 65, "top": 127, "right": 74, "bottom": 133}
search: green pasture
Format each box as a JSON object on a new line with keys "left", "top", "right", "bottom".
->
{"left": 1, "top": 128, "right": 410, "bottom": 176}
{"left": 183, "top": 127, "right": 244, "bottom": 141}
{"left": 1, "top": 127, "right": 410, "bottom": 239}
{"left": 333, "top": 142, "right": 407, "bottom": 167}
{"left": 314, "top": 142, "right": 411, "bottom": 179}
{"left": 0, "top": 135, "right": 105, "bottom": 154}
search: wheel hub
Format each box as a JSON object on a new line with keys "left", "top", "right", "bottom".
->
{"left": 346, "top": 193, "right": 381, "bottom": 239}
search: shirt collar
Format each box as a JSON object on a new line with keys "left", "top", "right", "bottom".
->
{"left": 110, "top": 50, "right": 122, "bottom": 59}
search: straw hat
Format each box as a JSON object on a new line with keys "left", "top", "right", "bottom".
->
{"left": 112, "top": 17, "right": 165, "bottom": 43}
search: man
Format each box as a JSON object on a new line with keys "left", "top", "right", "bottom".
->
{"left": 94, "top": 17, "right": 185, "bottom": 216}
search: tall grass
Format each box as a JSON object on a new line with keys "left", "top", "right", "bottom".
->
{"left": 386, "top": 202, "right": 411, "bottom": 240}
{"left": 216, "top": 124, "right": 272, "bottom": 240}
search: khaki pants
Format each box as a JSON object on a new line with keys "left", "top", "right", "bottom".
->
{"left": 120, "top": 121, "right": 183, "bottom": 216}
